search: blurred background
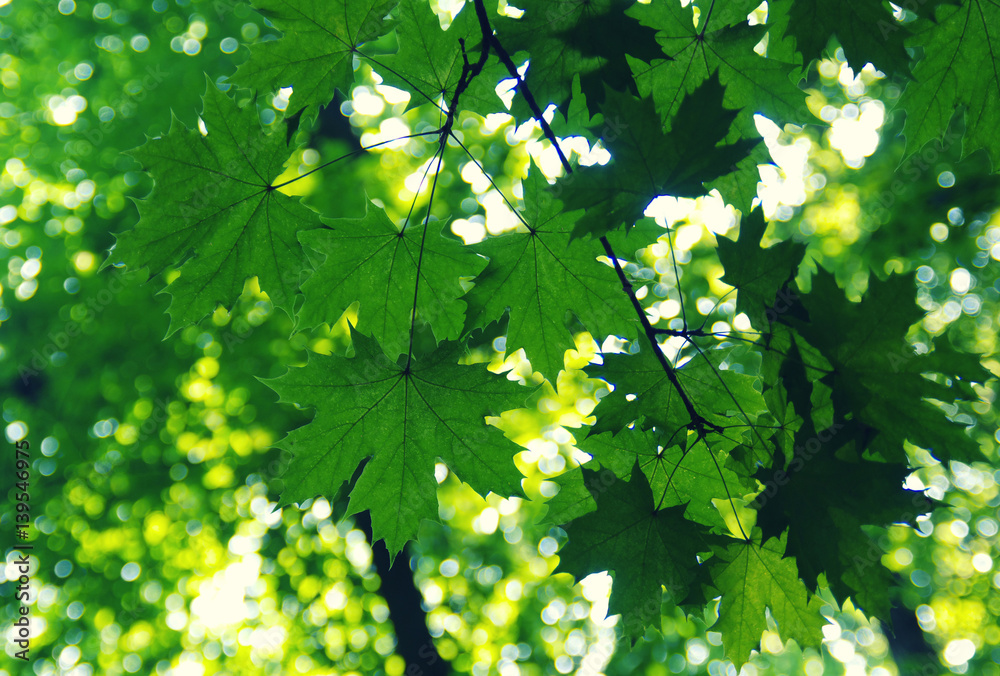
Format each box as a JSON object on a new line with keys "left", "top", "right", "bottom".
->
{"left": 1, "top": 0, "right": 998, "bottom": 674}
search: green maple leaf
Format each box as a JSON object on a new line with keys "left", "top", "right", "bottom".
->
{"left": 546, "top": 427, "right": 744, "bottom": 530}
{"left": 264, "top": 328, "right": 530, "bottom": 559}
{"left": 487, "top": 0, "right": 664, "bottom": 120}
{"left": 586, "top": 343, "right": 765, "bottom": 437}
{"left": 547, "top": 73, "right": 603, "bottom": 141}
{"left": 556, "top": 462, "right": 713, "bottom": 643}
{"left": 464, "top": 165, "right": 637, "bottom": 377}
{"left": 898, "top": 0, "right": 1000, "bottom": 166}
{"left": 786, "top": 269, "right": 986, "bottom": 462}
{"left": 560, "top": 74, "right": 758, "bottom": 238}
{"left": 716, "top": 207, "right": 806, "bottom": 329}
{"left": 710, "top": 531, "right": 825, "bottom": 669}
{"left": 106, "top": 78, "right": 321, "bottom": 335}
{"left": 627, "top": 0, "right": 805, "bottom": 138}
{"left": 231, "top": 0, "right": 398, "bottom": 116}
{"left": 767, "top": 0, "right": 912, "bottom": 74}
{"left": 297, "top": 201, "right": 485, "bottom": 362}
{"left": 754, "top": 420, "right": 930, "bottom": 618}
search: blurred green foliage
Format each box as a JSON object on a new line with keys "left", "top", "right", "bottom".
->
{"left": 1, "top": 1, "right": 998, "bottom": 675}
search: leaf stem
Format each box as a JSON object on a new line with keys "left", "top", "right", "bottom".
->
{"left": 703, "top": 435, "right": 749, "bottom": 540}
{"left": 402, "top": 15, "right": 493, "bottom": 366}
{"left": 404, "top": 140, "right": 447, "bottom": 368}
{"left": 270, "top": 130, "right": 440, "bottom": 190}
{"left": 698, "top": 0, "right": 718, "bottom": 38}
{"left": 446, "top": 131, "right": 531, "bottom": 230}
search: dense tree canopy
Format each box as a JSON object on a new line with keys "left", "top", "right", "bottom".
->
{"left": 1, "top": 0, "right": 999, "bottom": 675}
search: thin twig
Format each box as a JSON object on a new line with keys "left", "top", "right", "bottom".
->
{"left": 599, "top": 236, "right": 713, "bottom": 436}
{"left": 472, "top": 0, "right": 573, "bottom": 175}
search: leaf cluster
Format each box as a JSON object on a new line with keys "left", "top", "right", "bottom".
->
{"left": 106, "top": 0, "right": 993, "bottom": 666}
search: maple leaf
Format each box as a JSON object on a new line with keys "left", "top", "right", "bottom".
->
{"left": 72, "top": 0, "right": 1000, "bottom": 664}
{"left": 263, "top": 328, "right": 531, "bottom": 559}
{"left": 785, "top": 269, "right": 986, "bottom": 462}
{"left": 556, "top": 462, "right": 715, "bottom": 643}
{"left": 545, "top": 427, "right": 744, "bottom": 530}
{"left": 627, "top": 0, "right": 805, "bottom": 137}
{"left": 546, "top": 74, "right": 604, "bottom": 141}
{"left": 231, "top": 0, "right": 398, "bottom": 116}
{"left": 105, "top": 78, "right": 321, "bottom": 335}
{"left": 716, "top": 207, "right": 806, "bottom": 329}
{"left": 297, "top": 201, "right": 486, "bottom": 362}
{"left": 464, "top": 165, "right": 637, "bottom": 378}
{"left": 486, "top": 0, "right": 664, "bottom": 120}
{"left": 752, "top": 338, "right": 927, "bottom": 619}
{"left": 897, "top": 0, "right": 1000, "bottom": 166}
{"left": 755, "top": 422, "right": 932, "bottom": 619}
{"left": 767, "top": 0, "right": 913, "bottom": 74}
{"left": 709, "top": 531, "right": 825, "bottom": 669}
{"left": 560, "top": 74, "right": 757, "bottom": 238}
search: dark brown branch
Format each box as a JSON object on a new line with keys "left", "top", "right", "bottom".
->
{"left": 599, "top": 236, "right": 747, "bottom": 540}
{"left": 354, "top": 510, "right": 451, "bottom": 676}
{"left": 472, "top": 0, "right": 574, "bottom": 175}
{"left": 598, "top": 236, "right": 716, "bottom": 437}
